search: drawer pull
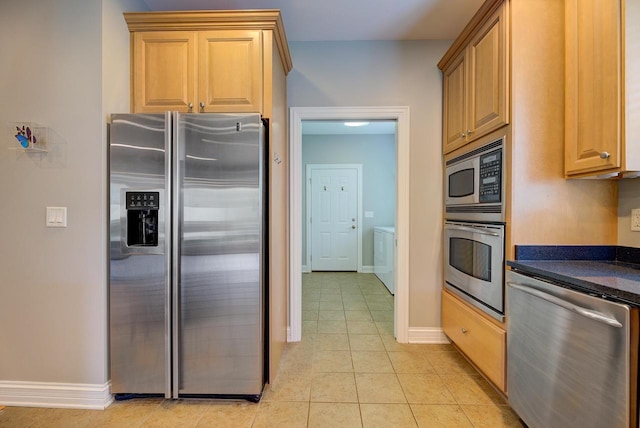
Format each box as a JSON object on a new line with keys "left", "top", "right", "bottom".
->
{"left": 461, "top": 328, "right": 468, "bottom": 334}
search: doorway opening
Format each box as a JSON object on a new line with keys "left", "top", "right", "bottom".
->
{"left": 289, "top": 107, "right": 410, "bottom": 343}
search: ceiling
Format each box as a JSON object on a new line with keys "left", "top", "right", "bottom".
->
{"left": 140, "top": 0, "right": 485, "bottom": 42}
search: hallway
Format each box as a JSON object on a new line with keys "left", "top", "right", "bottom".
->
{"left": 0, "top": 273, "right": 522, "bottom": 427}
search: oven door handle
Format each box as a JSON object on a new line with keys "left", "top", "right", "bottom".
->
{"left": 508, "top": 282, "right": 623, "bottom": 328}
{"left": 445, "top": 224, "right": 501, "bottom": 237}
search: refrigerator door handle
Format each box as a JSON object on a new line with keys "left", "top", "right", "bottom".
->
{"left": 171, "top": 111, "right": 181, "bottom": 398}
{"left": 163, "top": 111, "right": 173, "bottom": 399}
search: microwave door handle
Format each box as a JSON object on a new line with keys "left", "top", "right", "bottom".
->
{"left": 508, "top": 282, "right": 623, "bottom": 328}
{"left": 445, "top": 224, "right": 500, "bottom": 237}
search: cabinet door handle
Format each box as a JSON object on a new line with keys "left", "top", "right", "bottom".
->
{"left": 460, "top": 133, "right": 466, "bottom": 139}
{"left": 466, "top": 129, "right": 473, "bottom": 136}
{"left": 461, "top": 328, "right": 468, "bottom": 334}
{"left": 599, "top": 151, "right": 610, "bottom": 159}
{"left": 199, "top": 102, "right": 205, "bottom": 111}
{"left": 188, "top": 102, "right": 193, "bottom": 109}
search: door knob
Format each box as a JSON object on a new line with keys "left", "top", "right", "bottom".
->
{"left": 352, "top": 225, "right": 356, "bottom": 229}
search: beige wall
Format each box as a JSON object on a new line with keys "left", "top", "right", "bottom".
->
{"left": 0, "top": 0, "right": 145, "bottom": 385}
{"left": 619, "top": 179, "right": 640, "bottom": 248}
{"left": 288, "top": 40, "right": 451, "bottom": 327}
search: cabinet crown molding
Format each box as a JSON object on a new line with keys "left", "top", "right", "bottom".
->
{"left": 124, "top": 10, "right": 292, "bottom": 74}
{"left": 438, "top": 0, "right": 504, "bottom": 71}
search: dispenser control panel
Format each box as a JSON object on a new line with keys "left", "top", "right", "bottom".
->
{"left": 126, "top": 192, "right": 159, "bottom": 210}
{"left": 125, "top": 191, "right": 159, "bottom": 247}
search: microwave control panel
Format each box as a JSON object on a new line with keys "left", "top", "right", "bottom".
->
{"left": 479, "top": 149, "right": 502, "bottom": 203}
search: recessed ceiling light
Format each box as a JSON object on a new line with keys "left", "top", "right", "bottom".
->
{"left": 344, "top": 121, "right": 370, "bottom": 127}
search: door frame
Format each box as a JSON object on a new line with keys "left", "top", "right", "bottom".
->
{"left": 306, "top": 164, "right": 363, "bottom": 273}
{"left": 289, "top": 106, "right": 410, "bottom": 343}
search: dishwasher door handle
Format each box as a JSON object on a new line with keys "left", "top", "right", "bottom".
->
{"left": 507, "top": 282, "right": 623, "bottom": 328}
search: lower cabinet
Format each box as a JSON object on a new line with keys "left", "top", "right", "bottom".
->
{"left": 442, "top": 290, "right": 506, "bottom": 392}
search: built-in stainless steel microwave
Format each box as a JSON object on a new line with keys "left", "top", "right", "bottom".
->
{"left": 445, "top": 137, "right": 505, "bottom": 222}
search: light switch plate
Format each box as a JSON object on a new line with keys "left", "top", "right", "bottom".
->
{"left": 631, "top": 208, "right": 640, "bottom": 232}
{"left": 46, "top": 206, "right": 67, "bottom": 228}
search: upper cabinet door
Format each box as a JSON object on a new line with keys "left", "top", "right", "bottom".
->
{"left": 133, "top": 32, "right": 197, "bottom": 113}
{"left": 440, "top": 1, "right": 508, "bottom": 154}
{"left": 565, "top": 0, "right": 621, "bottom": 176}
{"left": 198, "top": 30, "right": 263, "bottom": 113}
{"left": 467, "top": 4, "right": 508, "bottom": 141}
{"left": 443, "top": 51, "right": 468, "bottom": 154}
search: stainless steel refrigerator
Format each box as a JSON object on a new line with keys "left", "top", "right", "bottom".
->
{"left": 108, "top": 112, "right": 267, "bottom": 401}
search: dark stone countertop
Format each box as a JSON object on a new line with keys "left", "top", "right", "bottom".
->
{"left": 507, "top": 245, "right": 640, "bottom": 307}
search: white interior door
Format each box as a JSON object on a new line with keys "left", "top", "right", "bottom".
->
{"left": 310, "top": 167, "right": 359, "bottom": 271}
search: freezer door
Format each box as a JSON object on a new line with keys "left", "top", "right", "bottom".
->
{"left": 109, "top": 113, "right": 171, "bottom": 396}
{"left": 173, "top": 113, "right": 265, "bottom": 396}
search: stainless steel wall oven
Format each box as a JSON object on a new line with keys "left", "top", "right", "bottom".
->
{"left": 444, "top": 221, "right": 505, "bottom": 321}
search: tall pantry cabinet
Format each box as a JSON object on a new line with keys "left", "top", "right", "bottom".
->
{"left": 438, "top": 0, "right": 617, "bottom": 394}
{"left": 124, "top": 10, "right": 293, "bottom": 383}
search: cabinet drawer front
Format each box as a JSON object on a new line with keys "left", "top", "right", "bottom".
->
{"left": 133, "top": 32, "right": 197, "bottom": 112}
{"left": 442, "top": 290, "right": 506, "bottom": 391}
{"left": 198, "top": 30, "right": 263, "bottom": 113}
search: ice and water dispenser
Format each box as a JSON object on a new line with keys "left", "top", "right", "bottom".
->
{"left": 125, "top": 191, "right": 159, "bottom": 247}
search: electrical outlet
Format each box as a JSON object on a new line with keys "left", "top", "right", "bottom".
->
{"left": 632, "top": 208, "right": 640, "bottom": 232}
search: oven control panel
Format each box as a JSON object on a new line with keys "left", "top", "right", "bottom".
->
{"left": 479, "top": 149, "right": 502, "bottom": 203}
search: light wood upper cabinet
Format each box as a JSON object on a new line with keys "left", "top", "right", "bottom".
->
{"left": 198, "top": 30, "right": 262, "bottom": 113}
{"left": 565, "top": 0, "right": 640, "bottom": 177}
{"left": 468, "top": 7, "right": 508, "bottom": 142}
{"left": 133, "top": 32, "right": 196, "bottom": 113}
{"left": 443, "top": 52, "right": 468, "bottom": 153}
{"left": 125, "top": 11, "right": 293, "bottom": 117}
{"left": 440, "top": 2, "right": 508, "bottom": 154}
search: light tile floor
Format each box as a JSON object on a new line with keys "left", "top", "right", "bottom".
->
{"left": 0, "top": 273, "right": 524, "bottom": 428}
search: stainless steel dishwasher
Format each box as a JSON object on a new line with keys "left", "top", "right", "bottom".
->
{"left": 507, "top": 270, "right": 636, "bottom": 428}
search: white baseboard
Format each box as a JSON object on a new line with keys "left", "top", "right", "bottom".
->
{"left": 301, "top": 266, "right": 374, "bottom": 274}
{"left": 0, "top": 380, "right": 113, "bottom": 410}
{"left": 360, "top": 265, "right": 374, "bottom": 273}
{"left": 408, "top": 328, "right": 451, "bottom": 344}
{"left": 288, "top": 325, "right": 450, "bottom": 344}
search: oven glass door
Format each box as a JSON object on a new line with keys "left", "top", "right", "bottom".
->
{"left": 444, "top": 221, "right": 505, "bottom": 320}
